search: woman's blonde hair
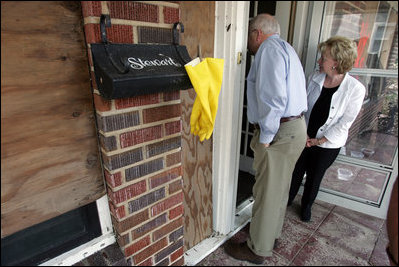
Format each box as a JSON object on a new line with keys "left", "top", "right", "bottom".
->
{"left": 318, "top": 36, "right": 358, "bottom": 74}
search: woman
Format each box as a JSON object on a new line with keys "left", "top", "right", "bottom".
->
{"left": 287, "top": 36, "right": 366, "bottom": 222}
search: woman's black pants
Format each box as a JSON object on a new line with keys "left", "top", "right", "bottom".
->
{"left": 288, "top": 145, "right": 340, "bottom": 209}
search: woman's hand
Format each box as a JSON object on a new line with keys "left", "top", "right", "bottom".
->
{"left": 306, "top": 138, "right": 317, "bottom": 147}
{"left": 306, "top": 137, "right": 327, "bottom": 147}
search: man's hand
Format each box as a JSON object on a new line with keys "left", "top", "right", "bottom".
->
{"left": 262, "top": 143, "right": 270, "bottom": 148}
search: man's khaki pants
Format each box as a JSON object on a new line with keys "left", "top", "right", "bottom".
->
{"left": 247, "top": 117, "right": 307, "bottom": 257}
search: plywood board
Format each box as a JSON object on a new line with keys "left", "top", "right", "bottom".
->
{"left": 1, "top": 1, "right": 105, "bottom": 237}
{"left": 179, "top": 1, "right": 215, "bottom": 250}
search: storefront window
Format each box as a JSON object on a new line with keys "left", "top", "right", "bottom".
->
{"left": 317, "top": 1, "right": 398, "bottom": 206}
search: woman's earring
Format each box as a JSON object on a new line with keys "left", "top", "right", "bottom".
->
{"left": 332, "top": 66, "right": 336, "bottom": 70}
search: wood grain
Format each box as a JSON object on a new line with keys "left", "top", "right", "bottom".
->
{"left": 179, "top": 1, "right": 215, "bottom": 250}
{"left": 1, "top": 1, "right": 105, "bottom": 237}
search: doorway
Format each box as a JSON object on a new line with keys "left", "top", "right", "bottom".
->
{"left": 237, "top": 1, "right": 289, "bottom": 208}
{"left": 237, "top": 1, "right": 398, "bottom": 218}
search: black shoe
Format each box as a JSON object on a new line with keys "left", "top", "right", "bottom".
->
{"left": 300, "top": 206, "right": 311, "bottom": 222}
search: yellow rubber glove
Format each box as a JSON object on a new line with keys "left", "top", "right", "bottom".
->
{"left": 185, "top": 57, "right": 224, "bottom": 141}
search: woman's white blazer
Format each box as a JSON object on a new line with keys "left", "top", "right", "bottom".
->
{"left": 305, "top": 71, "right": 366, "bottom": 148}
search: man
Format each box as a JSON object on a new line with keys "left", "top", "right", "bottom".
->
{"left": 224, "top": 14, "right": 308, "bottom": 264}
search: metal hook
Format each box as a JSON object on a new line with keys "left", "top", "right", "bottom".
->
{"left": 99, "top": 14, "right": 129, "bottom": 74}
{"left": 100, "top": 14, "right": 111, "bottom": 44}
{"left": 173, "top": 22, "right": 184, "bottom": 45}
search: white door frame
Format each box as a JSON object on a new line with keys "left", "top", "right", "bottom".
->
{"left": 212, "top": 1, "right": 250, "bottom": 236}
{"left": 185, "top": 3, "right": 250, "bottom": 265}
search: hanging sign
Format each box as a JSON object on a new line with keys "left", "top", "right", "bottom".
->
{"left": 91, "top": 43, "right": 193, "bottom": 99}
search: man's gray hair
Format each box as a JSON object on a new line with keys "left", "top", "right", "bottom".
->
{"left": 250, "top": 14, "right": 280, "bottom": 35}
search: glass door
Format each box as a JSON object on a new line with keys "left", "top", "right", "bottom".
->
{"left": 304, "top": 1, "right": 398, "bottom": 217}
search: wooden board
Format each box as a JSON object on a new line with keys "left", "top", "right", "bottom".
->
{"left": 1, "top": 1, "right": 105, "bottom": 237}
{"left": 179, "top": 1, "right": 215, "bottom": 250}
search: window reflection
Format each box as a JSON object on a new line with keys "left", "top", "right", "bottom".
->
{"left": 344, "top": 75, "right": 397, "bottom": 166}
{"left": 322, "top": 1, "right": 398, "bottom": 70}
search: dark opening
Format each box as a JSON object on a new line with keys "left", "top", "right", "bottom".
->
{"left": 1, "top": 201, "right": 102, "bottom": 266}
{"left": 236, "top": 170, "right": 256, "bottom": 207}
{"left": 237, "top": 0, "right": 277, "bottom": 208}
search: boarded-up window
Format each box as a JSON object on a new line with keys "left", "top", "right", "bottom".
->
{"left": 1, "top": 1, "right": 105, "bottom": 238}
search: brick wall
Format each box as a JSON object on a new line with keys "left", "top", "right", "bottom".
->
{"left": 81, "top": 1, "right": 184, "bottom": 265}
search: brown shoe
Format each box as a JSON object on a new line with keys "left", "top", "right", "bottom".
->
{"left": 224, "top": 241, "right": 266, "bottom": 264}
{"left": 273, "top": 239, "right": 280, "bottom": 250}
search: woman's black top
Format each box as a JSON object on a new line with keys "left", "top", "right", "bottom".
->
{"left": 307, "top": 85, "right": 340, "bottom": 138}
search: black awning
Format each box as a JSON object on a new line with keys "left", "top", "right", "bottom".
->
{"left": 91, "top": 43, "right": 193, "bottom": 99}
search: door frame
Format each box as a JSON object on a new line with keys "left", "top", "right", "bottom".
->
{"left": 212, "top": 0, "right": 299, "bottom": 236}
{"left": 185, "top": 3, "right": 251, "bottom": 264}
{"left": 212, "top": 0, "right": 250, "bottom": 235}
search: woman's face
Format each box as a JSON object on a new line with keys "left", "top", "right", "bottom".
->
{"left": 317, "top": 48, "right": 338, "bottom": 75}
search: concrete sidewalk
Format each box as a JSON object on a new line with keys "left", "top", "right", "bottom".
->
{"left": 197, "top": 196, "right": 391, "bottom": 266}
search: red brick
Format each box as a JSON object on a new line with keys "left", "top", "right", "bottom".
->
{"left": 171, "top": 256, "right": 184, "bottom": 266}
{"left": 137, "top": 257, "right": 153, "bottom": 266}
{"left": 133, "top": 237, "right": 168, "bottom": 265}
{"left": 109, "top": 180, "right": 147, "bottom": 204}
{"left": 93, "top": 93, "right": 112, "bottom": 112}
{"left": 115, "top": 93, "right": 160, "bottom": 109}
{"left": 87, "top": 49, "right": 94, "bottom": 68}
{"left": 109, "top": 24, "right": 134, "bottom": 43}
{"left": 116, "top": 205, "right": 126, "bottom": 219}
{"left": 165, "top": 120, "right": 181, "bottom": 136}
{"left": 90, "top": 70, "right": 98, "bottom": 90}
{"left": 163, "top": 7, "right": 180, "bottom": 24}
{"left": 116, "top": 232, "right": 130, "bottom": 247}
{"left": 163, "top": 91, "right": 180, "bottom": 102}
{"left": 125, "top": 235, "right": 151, "bottom": 257}
{"left": 81, "top": 1, "right": 102, "bottom": 17}
{"left": 109, "top": 201, "right": 126, "bottom": 220}
{"left": 152, "top": 217, "right": 183, "bottom": 241}
{"left": 169, "top": 204, "right": 183, "bottom": 220}
{"left": 170, "top": 247, "right": 184, "bottom": 263}
{"left": 149, "top": 166, "right": 182, "bottom": 189}
{"left": 168, "top": 179, "right": 183, "bottom": 195}
{"left": 109, "top": 1, "right": 159, "bottom": 22}
{"left": 112, "top": 209, "right": 149, "bottom": 233}
{"left": 143, "top": 104, "right": 181, "bottom": 124}
{"left": 120, "top": 125, "right": 163, "bottom": 148}
{"left": 84, "top": 24, "right": 133, "bottom": 44}
{"left": 104, "top": 170, "right": 122, "bottom": 187}
{"left": 151, "top": 192, "right": 183, "bottom": 217}
{"left": 166, "top": 151, "right": 181, "bottom": 167}
{"left": 84, "top": 24, "right": 100, "bottom": 44}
